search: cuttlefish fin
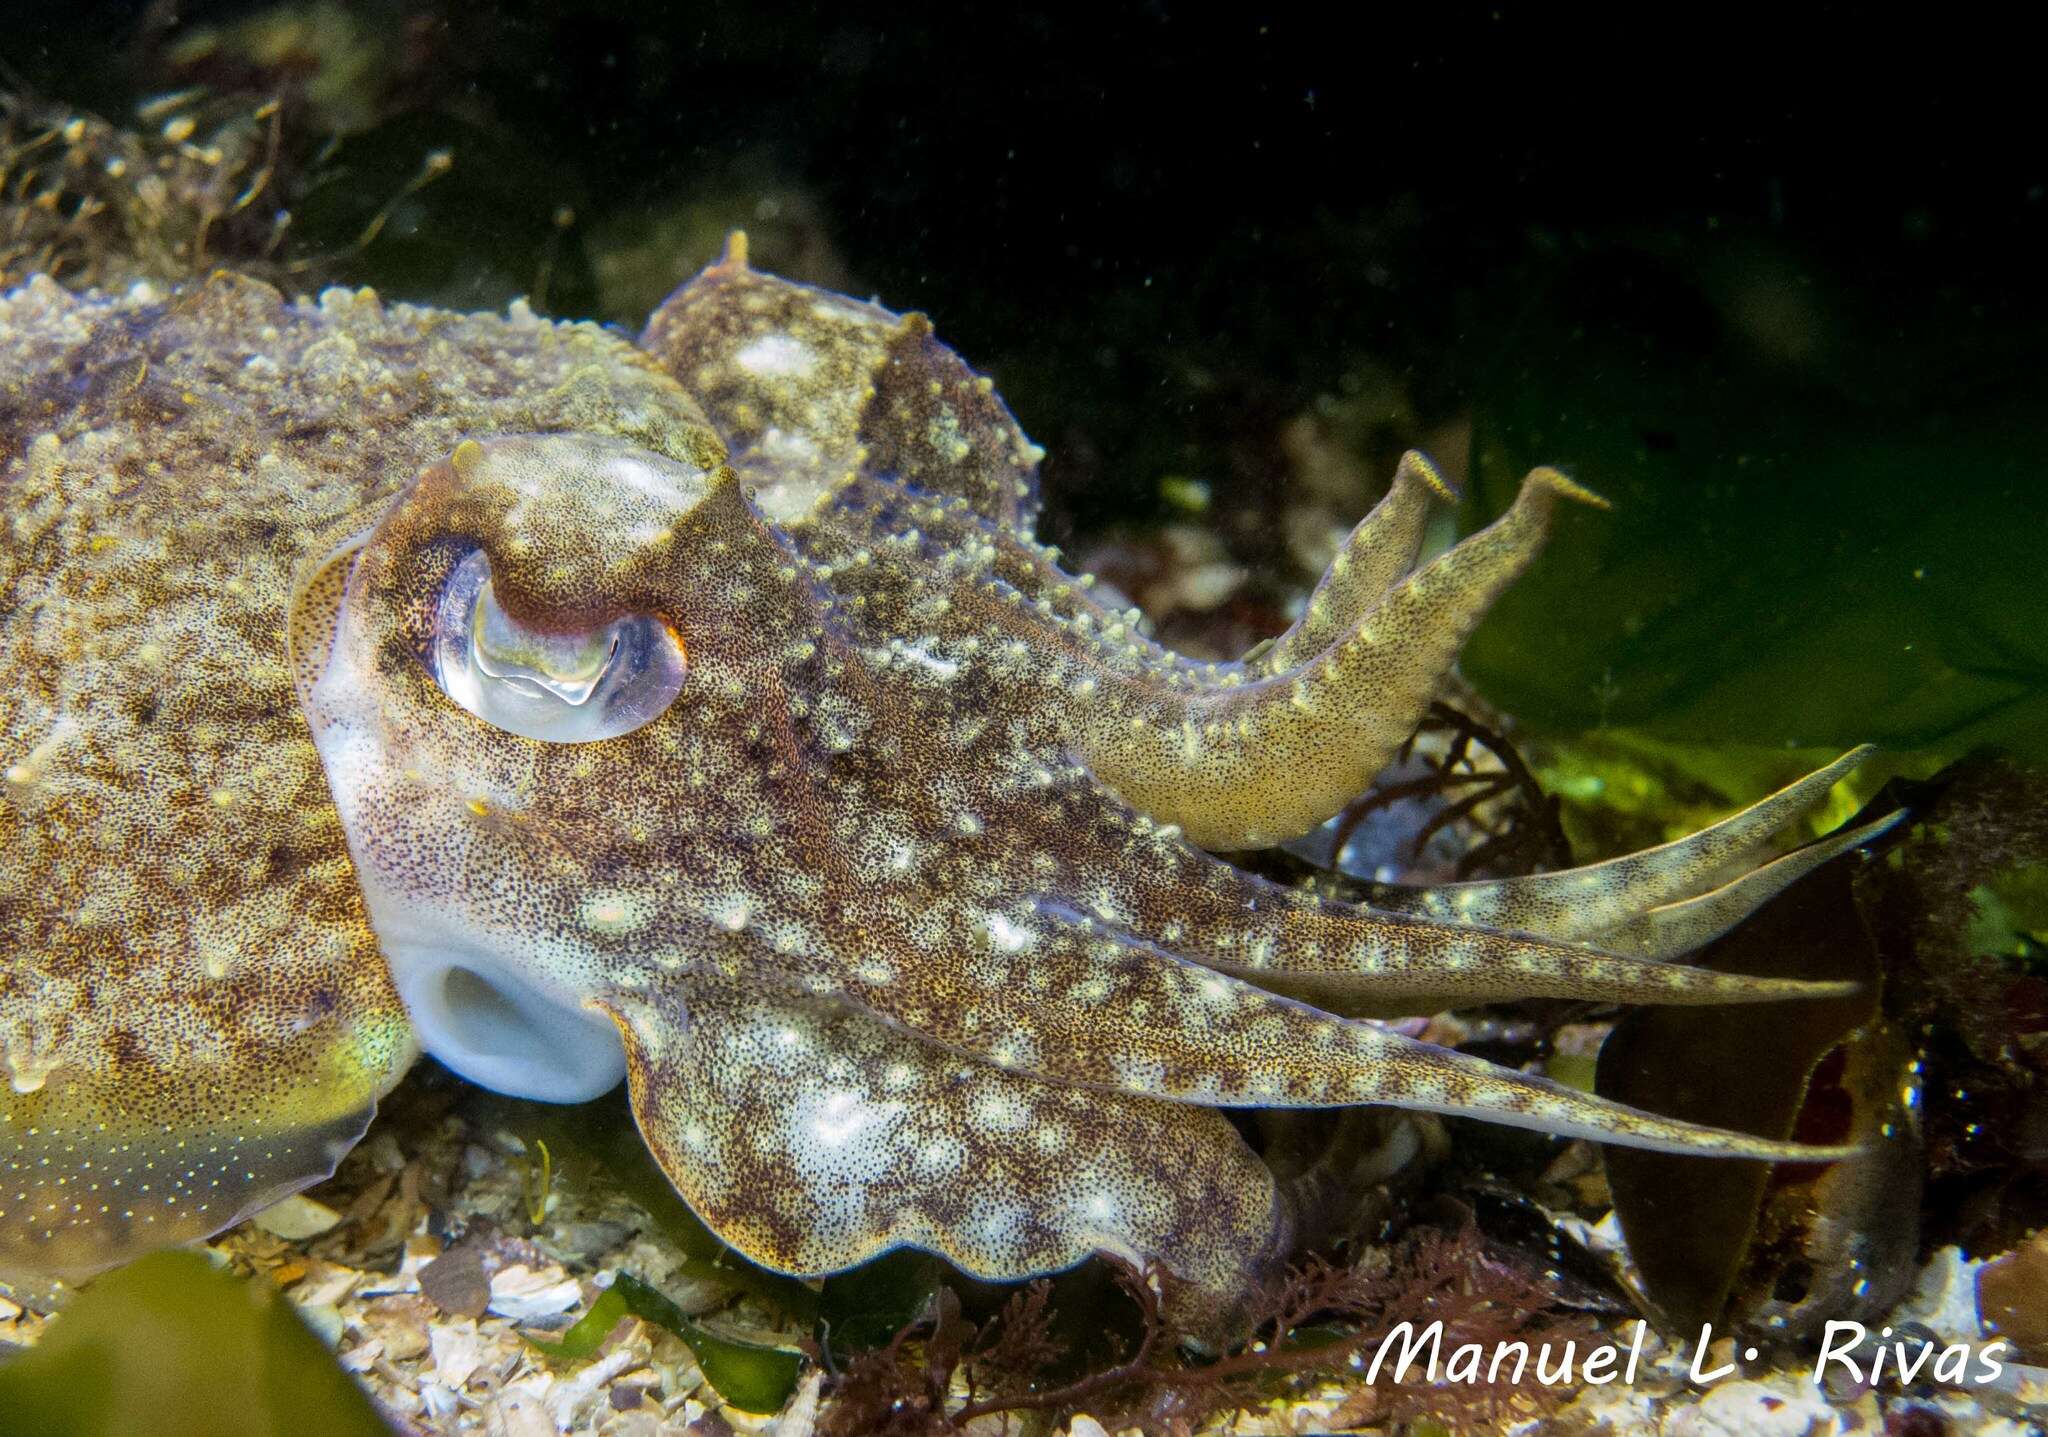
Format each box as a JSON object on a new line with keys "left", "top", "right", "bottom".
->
{"left": 1, "top": 934, "right": 412, "bottom": 1288}
{"left": 596, "top": 981, "right": 1284, "bottom": 1334}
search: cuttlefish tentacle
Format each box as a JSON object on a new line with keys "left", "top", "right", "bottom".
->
{"left": 799, "top": 909, "right": 1849, "bottom": 1161}
{"left": 1039, "top": 875, "right": 1859, "bottom": 1017}
{"left": 597, "top": 981, "right": 1285, "bottom": 1330}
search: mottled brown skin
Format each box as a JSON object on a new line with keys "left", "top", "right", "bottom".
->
{"left": 0, "top": 273, "right": 716, "bottom": 1283}
{"left": 2, "top": 242, "right": 1881, "bottom": 1328}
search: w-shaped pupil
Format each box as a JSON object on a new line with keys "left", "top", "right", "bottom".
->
{"left": 431, "top": 549, "right": 686, "bottom": 742}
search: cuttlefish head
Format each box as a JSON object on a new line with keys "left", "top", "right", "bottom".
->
{"left": 298, "top": 430, "right": 808, "bottom": 1103}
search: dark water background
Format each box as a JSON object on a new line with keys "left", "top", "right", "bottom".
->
{"left": 7, "top": 3, "right": 2045, "bottom": 758}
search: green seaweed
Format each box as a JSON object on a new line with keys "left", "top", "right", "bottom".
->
{"left": 0, "top": 1250, "right": 388, "bottom": 1437}
{"left": 1458, "top": 240, "right": 2048, "bottom": 761}
{"left": 527, "top": 1270, "right": 804, "bottom": 1414}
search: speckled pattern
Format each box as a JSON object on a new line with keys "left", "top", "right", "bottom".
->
{"left": 2, "top": 239, "right": 1877, "bottom": 1326}
{"left": 0, "top": 271, "right": 711, "bottom": 1281}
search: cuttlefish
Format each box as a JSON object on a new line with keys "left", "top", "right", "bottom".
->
{"left": 0, "top": 237, "right": 1889, "bottom": 1327}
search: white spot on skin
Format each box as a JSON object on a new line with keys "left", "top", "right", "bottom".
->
{"left": 971, "top": 1089, "right": 1030, "bottom": 1133}
{"left": 1080, "top": 1190, "right": 1121, "bottom": 1227}
{"left": 807, "top": 1090, "right": 873, "bottom": 1148}
{"left": 1110, "top": 1055, "right": 1169, "bottom": 1093}
{"left": 710, "top": 893, "right": 754, "bottom": 933}
{"left": 4, "top": 723, "right": 78, "bottom": 788}
{"left": 927, "top": 411, "right": 971, "bottom": 462}
{"left": 918, "top": 1136, "right": 966, "bottom": 1174}
{"left": 597, "top": 451, "right": 699, "bottom": 509}
{"left": 580, "top": 891, "right": 645, "bottom": 934}
{"left": 893, "top": 640, "right": 960, "bottom": 678}
{"left": 1244, "top": 928, "right": 1277, "bottom": 968}
{"left": 986, "top": 913, "right": 1036, "bottom": 953}
{"left": 3, "top": 1053, "right": 54, "bottom": 1095}
{"left": 732, "top": 333, "right": 816, "bottom": 379}
{"left": 987, "top": 1033, "right": 1038, "bottom": 1069}
{"left": 759, "top": 913, "right": 825, "bottom": 958}
{"left": 1070, "top": 975, "right": 1112, "bottom": 1005}
{"left": 884, "top": 838, "right": 918, "bottom": 874}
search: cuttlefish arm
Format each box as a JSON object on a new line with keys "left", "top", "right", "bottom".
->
{"left": 600, "top": 980, "right": 1285, "bottom": 1331}
{"left": 639, "top": 232, "right": 1044, "bottom": 535}
{"left": 1063, "top": 466, "right": 1605, "bottom": 850}
{"left": 1245, "top": 449, "right": 1458, "bottom": 677}
{"left": 1357, "top": 746, "right": 1900, "bottom": 955}
{"left": 644, "top": 245, "right": 1462, "bottom": 695}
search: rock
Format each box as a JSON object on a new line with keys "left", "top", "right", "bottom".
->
{"left": 1976, "top": 1231, "right": 2048, "bottom": 1359}
{"left": 486, "top": 1261, "right": 585, "bottom": 1321}
{"left": 1664, "top": 1376, "right": 1871, "bottom": 1437}
{"left": 418, "top": 1242, "right": 492, "bottom": 1319}
{"left": 1893, "top": 1245, "right": 1989, "bottom": 1346}
{"left": 250, "top": 1194, "right": 344, "bottom": 1240}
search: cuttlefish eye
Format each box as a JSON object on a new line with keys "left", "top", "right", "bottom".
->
{"left": 295, "top": 432, "right": 727, "bottom": 1103}
{"left": 431, "top": 548, "right": 688, "bottom": 742}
